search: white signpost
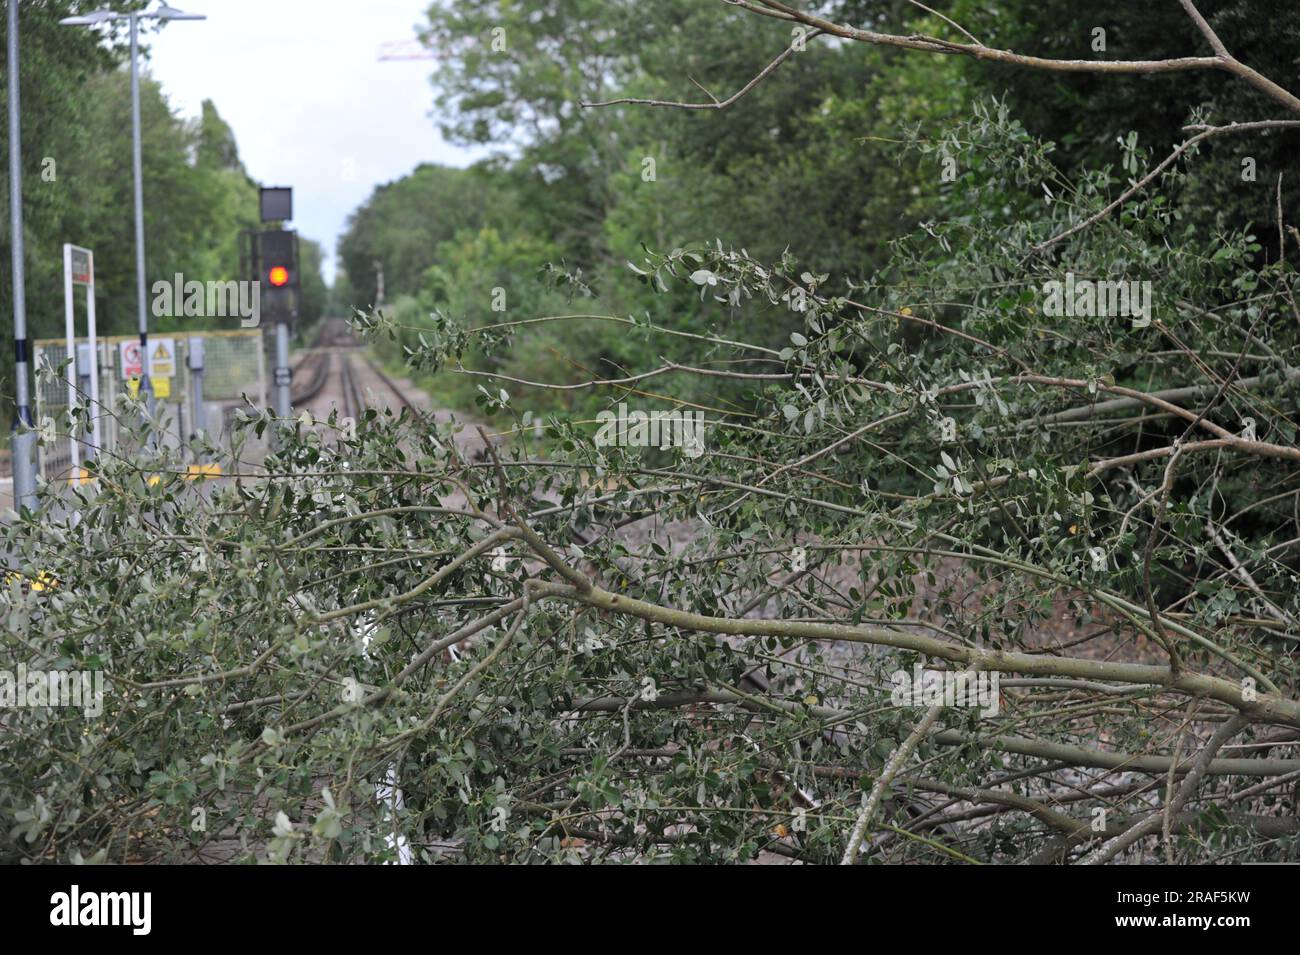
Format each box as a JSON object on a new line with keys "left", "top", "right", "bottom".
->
{"left": 62, "top": 244, "right": 100, "bottom": 478}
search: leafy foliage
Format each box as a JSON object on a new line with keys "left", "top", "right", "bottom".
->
{"left": 6, "top": 1, "right": 1300, "bottom": 865}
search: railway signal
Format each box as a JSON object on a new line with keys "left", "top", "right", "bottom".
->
{"left": 254, "top": 228, "right": 299, "bottom": 322}
{"left": 241, "top": 221, "right": 299, "bottom": 422}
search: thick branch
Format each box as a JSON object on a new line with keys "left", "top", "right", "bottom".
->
{"left": 539, "top": 581, "right": 1300, "bottom": 727}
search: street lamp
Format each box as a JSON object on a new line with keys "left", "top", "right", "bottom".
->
{"left": 58, "top": 11, "right": 119, "bottom": 26}
{"left": 60, "top": 3, "right": 205, "bottom": 409}
{"left": 154, "top": 5, "right": 206, "bottom": 21}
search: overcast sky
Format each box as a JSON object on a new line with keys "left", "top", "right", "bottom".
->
{"left": 144, "top": 0, "right": 482, "bottom": 283}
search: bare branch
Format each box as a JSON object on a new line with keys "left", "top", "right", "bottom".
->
{"left": 582, "top": 29, "right": 823, "bottom": 110}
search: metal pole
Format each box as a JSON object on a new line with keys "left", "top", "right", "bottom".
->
{"left": 187, "top": 336, "right": 205, "bottom": 461}
{"left": 76, "top": 344, "right": 92, "bottom": 457}
{"left": 8, "top": 0, "right": 36, "bottom": 510}
{"left": 274, "top": 320, "right": 291, "bottom": 419}
{"left": 129, "top": 13, "right": 152, "bottom": 412}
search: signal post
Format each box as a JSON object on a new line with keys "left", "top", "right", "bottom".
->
{"left": 243, "top": 188, "right": 299, "bottom": 422}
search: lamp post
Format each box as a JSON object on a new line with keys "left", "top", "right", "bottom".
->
{"left": 8, "top": 0, "right": 35, "bottom": 510}
{"left": 60, "top": 4, "right": 205, "bottom": 410}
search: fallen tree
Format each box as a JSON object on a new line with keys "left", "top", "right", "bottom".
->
{"left": 3, "top": 0, "right": 1300, "bottom": 864}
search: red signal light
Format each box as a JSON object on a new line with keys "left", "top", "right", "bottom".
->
{"left": 268, "top": 266, "right": 289, "bottom": 287}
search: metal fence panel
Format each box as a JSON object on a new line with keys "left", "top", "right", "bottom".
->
{"left": 33, "top": 330, "right": 267, "bottom": 483}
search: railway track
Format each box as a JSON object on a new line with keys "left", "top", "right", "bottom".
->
{"left": 339, "top": 354, "right": 363, "bottom": 422}
{"left": 286, "top": 318, "right": 417, "bottom": 419}
{"left": 361, "top": 356, "right": 417, "bottom": 414}
{"left": 335, "top": 353, "right": 422, "bottom": 420}
{"left": 289, "top": 349, "right": 332, "bottom": 405}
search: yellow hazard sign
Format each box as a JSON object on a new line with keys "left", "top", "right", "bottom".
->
{"left": 149, "top": 338, "right": 176, "bottom": 378}
{"left": 153, "top": 376, "right": 171, "bottom": 399}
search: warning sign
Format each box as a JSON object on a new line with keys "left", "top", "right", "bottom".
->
{"left": 149, "top": 338, "right": 176, "bottom": 378}
{"left": 148, "top": 337, "right": 176, "bottom": 379}
{"left": 152, "top": 376, "right": 171, "bottom": 399}
{"left": 120, "top": 341, "right": 144, "bottom": 378}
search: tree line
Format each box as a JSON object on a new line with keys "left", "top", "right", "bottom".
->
{"left": 0, "top": 2, "right": 326, "bottom": 418}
